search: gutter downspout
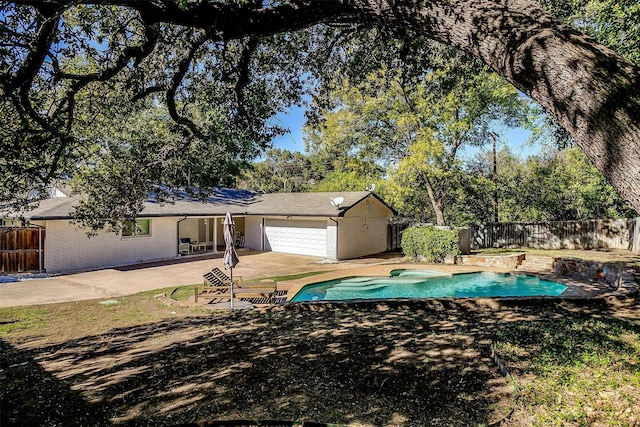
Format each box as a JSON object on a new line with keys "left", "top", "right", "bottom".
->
{"left": 177, "top": 216, "right": 187, "bottom": 255}
{"left": 329, "top": 217, "right": 338, "bottom": 261}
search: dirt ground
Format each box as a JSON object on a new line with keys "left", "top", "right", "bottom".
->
{"left": 3, "top": 248, "right": 640, "bottom": 426}
{"left": 2, "top": 295, "right": 640, "bottom": 427}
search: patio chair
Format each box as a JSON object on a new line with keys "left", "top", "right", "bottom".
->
{"left": 203, "top": 267, "right": 237, "bottom": 286}
{"left": 195, "top": 285, "right": 234, "bottom": 304}
{"left": 236, "top": 280, "right": 278, "bottom": 304}
{"left": 199, "top": 267, "right": 240, "bottom": 297}
{"left": 204, "top": 267, "right": 231, "bottom": 286}
{"left": 196, "top": 268, "right": 231, "bottom": 303}
{"left": 179, "top": 238, "right": 191, "bottom": 255}
{"left": 197, "top": 267, "right": 278, "bottom": 304}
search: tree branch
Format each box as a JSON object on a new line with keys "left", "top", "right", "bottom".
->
{"left": 234, "top": 36, "right": 259, "bottom": 126}
{"left": 57, "top": 22, "right": 159, "bottom": 82}
{"left": 0, "top": 7, "right": 59, "bottom": 95}
{"left": 12, "top": 0, "right": 361, "bottom": 39}
{"left": 131, "top": 85, "right": 165, "bottom": 103}
{"left": 165, "top": 28, "right": 210, "bottom": 140}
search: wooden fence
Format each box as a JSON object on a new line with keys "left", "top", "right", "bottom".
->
{"left": 471, "top": 218, "right": 640, "bottom": 252}
{"left": 0, "top": 226, "right": 45, "bottom": 273}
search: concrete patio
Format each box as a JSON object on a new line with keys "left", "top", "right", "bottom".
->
{"left": 0, "top": 250, "right": 400, "bottom": 307}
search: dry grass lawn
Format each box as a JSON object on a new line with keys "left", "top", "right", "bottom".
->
{"left": 2, "top": 288, "right": 640, "bottom": 426}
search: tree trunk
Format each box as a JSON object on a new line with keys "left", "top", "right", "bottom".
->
{"left": 422, "top": 175, "right": 446, "bottom": 226}
{"left": 491, "top": 132, "right": 499, "bottom": 223}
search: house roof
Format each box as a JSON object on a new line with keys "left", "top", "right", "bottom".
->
{"left": 246, "top": 191, "right": 393, "bottom": 217}
{"left": 13, "top": 188, "right": 394, "bottom": 220}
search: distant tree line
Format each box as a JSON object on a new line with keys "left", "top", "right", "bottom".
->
{"left": 240, "top": 146, "right": 636, "bottom": 227}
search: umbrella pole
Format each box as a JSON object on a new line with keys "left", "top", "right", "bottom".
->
{"left": 230, "top": 268, "right": 234, "bottom": 309}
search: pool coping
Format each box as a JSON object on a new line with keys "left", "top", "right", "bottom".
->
{"left": 282, "top": 263, "right": 615, "bottom": 302}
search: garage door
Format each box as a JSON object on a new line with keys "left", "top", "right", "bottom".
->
{"left": 264, "top": 219, "right": 327, "bottom": 257}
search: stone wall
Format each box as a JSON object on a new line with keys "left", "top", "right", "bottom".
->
{"left": 553, "top": 258, "right": 638, "bottom": 296}
{"left": 456, "top": 253, "right": 638, "bottom": 296}
{"left": 456, "top": 253, "right": 526, "bottom": 269}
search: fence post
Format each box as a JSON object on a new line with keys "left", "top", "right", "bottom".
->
{"left": 630, "top": 218, "right": 640, "bottom": 254}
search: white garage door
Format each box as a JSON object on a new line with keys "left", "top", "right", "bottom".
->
{"left": 264, "top": 219, "right": 327, "bottom": 257}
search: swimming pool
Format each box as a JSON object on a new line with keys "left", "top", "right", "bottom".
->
{"left": 289, "top": 270, "right": 567, "bottom": 302}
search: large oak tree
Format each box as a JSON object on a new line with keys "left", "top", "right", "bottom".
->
{"left": 2, "top": 0, "right": 640, "bottom": 215}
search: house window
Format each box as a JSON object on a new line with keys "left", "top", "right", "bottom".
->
{"left": 122, "top": 219, "right": 151, "bottom": 237}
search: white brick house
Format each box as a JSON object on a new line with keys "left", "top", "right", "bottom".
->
{"left": 15, "top": 189, "right": 394, "bottom": 273}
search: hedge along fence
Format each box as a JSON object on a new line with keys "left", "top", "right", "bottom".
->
{"left": 471, "top": 218, "right": 640, "bottom": 253}
{"left": 401, "top": 226, "right": 460, "bottom": 263}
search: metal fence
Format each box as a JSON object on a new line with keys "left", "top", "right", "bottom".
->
{"left": 471, "top": 218, "right": 640, "bottom": 253}
{"left": 388, "top": 224, "right": 403, "bottom": 251}
{"left": 0, "top": 226, "right": 45, "bottom": 273}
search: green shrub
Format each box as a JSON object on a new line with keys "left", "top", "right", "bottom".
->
{"left": 401, "top": 226, "right": 460, "bottom": 262}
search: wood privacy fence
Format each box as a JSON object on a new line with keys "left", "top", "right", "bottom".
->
{"left": 0, "top": 226, "right": 45, "bottom": 273}
{"left": 471, "top": 218, "right": 640, "bottom": 253}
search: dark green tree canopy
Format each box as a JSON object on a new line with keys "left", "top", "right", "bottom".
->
{"left": 2, "top": 0, "right": 640, "bottom": 223}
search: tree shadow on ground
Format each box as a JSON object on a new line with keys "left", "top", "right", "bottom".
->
{"left": 0, "top": 338, "right": 111, "bottom": 426}
{"left": 3, "top": 297, "right": 640, "bottom": 426}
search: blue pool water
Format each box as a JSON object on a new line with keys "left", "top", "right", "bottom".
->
{"left": 290, "top": 270, "right": 567, "bottom": 302}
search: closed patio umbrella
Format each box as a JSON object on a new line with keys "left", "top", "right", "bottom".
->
{"left": 223, "top": 212, "right": 240, "bottom": 308}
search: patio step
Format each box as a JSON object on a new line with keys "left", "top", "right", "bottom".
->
{"left": 517, "top": 255, "right": 554, "bottom": 273}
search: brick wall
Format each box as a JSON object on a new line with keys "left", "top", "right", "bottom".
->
{"left": 41, "top": 217, "right": 178, "bottom": 273}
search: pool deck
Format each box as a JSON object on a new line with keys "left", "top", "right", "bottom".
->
{"left": 280, "top": 263, "right": 615, "bottom": 301}
{"left": 0, "top": 250, "right": 627, "bottom": 308}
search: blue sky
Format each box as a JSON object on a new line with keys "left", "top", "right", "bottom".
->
{"left": 271, "top": 106, "right": 307, "bottom": 153}
{"left": 270, "top": 105, "right": 539, "bottom": 159}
